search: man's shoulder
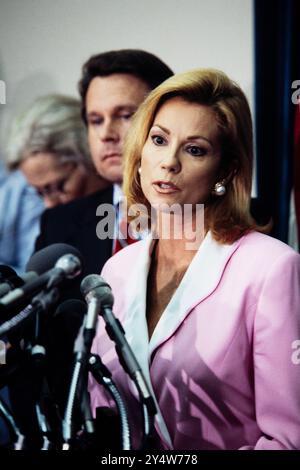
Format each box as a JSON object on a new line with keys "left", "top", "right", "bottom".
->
{"left": 35, "top": 185, "right": 114, "bottom": 261}
{"left": 42, "top": 186, "right": 113, "bottom": 222}
{"left": 102, "top": 239, "right": 147, "bottom": 275}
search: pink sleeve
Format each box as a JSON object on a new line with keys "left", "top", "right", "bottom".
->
{"left": 243, "top": 250, "right": 300, "bottom": 449}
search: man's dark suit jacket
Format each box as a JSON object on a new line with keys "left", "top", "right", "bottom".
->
{"left": 7, "top": 186, "right": 115, "bottom": 447}
{"left": 35, "top": 185, "right": 114, "bottom": 279}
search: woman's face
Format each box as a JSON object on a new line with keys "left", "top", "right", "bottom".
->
{"left": 20, "top": 152, "right": 89, "bottom": 207}
{"left": 140, "top": 97, "right": 222, "bottom": 210}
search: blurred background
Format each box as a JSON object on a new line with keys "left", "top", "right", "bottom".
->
{"left": 0, "top": 0, "right": 299, "bottom": 246}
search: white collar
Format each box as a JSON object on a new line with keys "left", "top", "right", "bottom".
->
{"left": 121, "top": 231, "right": 241, "bottom": 447}
{"left": 113, "top": 183, "right": 123, "bottom": 206}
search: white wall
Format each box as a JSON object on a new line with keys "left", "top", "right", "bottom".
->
{"left": 0, "top": 0, "right": 253, "bottom": 156}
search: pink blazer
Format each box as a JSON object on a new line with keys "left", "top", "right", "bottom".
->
{"left": 89, "top": 231, "right": 300, "bottom": 450}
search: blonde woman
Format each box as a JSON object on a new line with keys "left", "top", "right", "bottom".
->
{"left": 89, "top": 69, "right": 300, "bottom": 450}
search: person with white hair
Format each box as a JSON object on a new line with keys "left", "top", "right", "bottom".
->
{"left": 0, "top": 94, "right": 107, "bottom": 272}
{"left": 7, "top": 94, "right": 107, "bottom": 208}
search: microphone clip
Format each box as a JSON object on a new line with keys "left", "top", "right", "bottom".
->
{"left": 32, "top": 287, "right": 61, "bottom": 312}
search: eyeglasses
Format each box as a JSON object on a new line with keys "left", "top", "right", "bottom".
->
{"left": 33, "top": 163, "right": 77, "bottom": 199}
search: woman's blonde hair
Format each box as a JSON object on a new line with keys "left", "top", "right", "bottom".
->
{"left": 123, "top": 68, "right": 269, "bottom": 244}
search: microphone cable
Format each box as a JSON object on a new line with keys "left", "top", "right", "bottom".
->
{"left": 89, "top": 353, "right": 131, "bottom": 450}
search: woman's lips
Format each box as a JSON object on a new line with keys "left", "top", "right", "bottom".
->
{"left": 152, "top": 181, "right": 180, "bottom": 193}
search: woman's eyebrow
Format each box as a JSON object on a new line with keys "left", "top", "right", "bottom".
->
{"left": 151, "top": 124, "right": 213, "bottom": 146}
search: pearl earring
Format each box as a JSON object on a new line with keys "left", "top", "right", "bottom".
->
{"left": 213, "top": 182, "right": 226, "bottom": 196}
{"left": 138, "top": 167, "right": 142, "bottom": 175}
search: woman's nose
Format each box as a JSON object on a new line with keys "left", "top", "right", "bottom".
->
{"left": 160, "top": 148, "right": 181, "bottom": 173}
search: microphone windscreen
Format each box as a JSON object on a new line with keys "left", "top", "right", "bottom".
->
{"left": 21, "top": 271, "right": 37, "bottom": 284}
{"left": 46, "top": 299, "right": 87, "bottom": 411}
{"left": 26, "top": 243, "right": 83, "bottom": 274}
{"left": 0, "top": 265, "right": 17, "bottom": 282}
{"left": 0, "top": 272, "right": 37, "bottom": 298}
{"left": 54, "top": 298, "right": 87, "bottom": 323}
{"left": 80, "top": 274, "right": 113, "bottom": 307}
{"left": 80, "top": 274, "right": 109, "bottom": 296}
{"left": 51, "top": 299, "right": 87, "bottom": 351}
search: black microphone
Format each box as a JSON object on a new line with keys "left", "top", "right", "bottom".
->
{"left": 79, "top": 276, "right": 103, "bottom": 353}
{"left": 0, "top": 244, "right": 82, "bottom": 312}
{"left": 0, "top": 272, "right": 37, "bottom": 298}
{"left": 0, "top": 265, "right": 17, "bottom": 282}
{"left": 50, "top": 299, "right": 87, "bottom": 393}
{"left": 62, "top": 294, "right": 99, "bottom": 446}
{"left": 0, "top": 245, "right": 83, "bottom": 338}
{"left": 80, "top": 274, "right": 157, "bottom": 450}
{"left": 26, "top": 243, "right": 82, "bottom": 274}
{"left": 53, "top": 299, "right": 87, "bottom": 340}
{"left": 0, "top": 265, "right": 35, "bottom": 299}
{"left": 80, "top": 275, "right": 146, "bottom": 382}
{"left": 1, "top": 248, "right": 83, "bottom": 449}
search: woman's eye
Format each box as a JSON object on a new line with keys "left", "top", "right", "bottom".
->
{"left": 151, "top": 135, "right": 166, "bottom": 145}
{"left": 187, "top": 145, "right": 207, "bottom": 157}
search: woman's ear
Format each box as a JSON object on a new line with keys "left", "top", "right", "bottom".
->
{"left": 212, "top": 164, "right": 238, "bottom": 196}
{"left": 223, "top": 166, "right": 237, "bottom": 186}
{"left": 219, "top": 160, "right": 238, "bottom": 186}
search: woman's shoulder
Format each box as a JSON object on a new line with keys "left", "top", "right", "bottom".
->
{"left": 221, "top": 232, "right": 300, "bottom": 296}
{"left": 237, "top": 230, "right": 300, "bottom": 265}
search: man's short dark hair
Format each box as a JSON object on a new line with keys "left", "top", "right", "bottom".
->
{"left": 78, "top": 49, "right": 174, "bottom": 124}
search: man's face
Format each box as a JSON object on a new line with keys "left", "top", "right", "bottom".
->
{"left": 86, "top": 73, "right": 150, "bottom": 184}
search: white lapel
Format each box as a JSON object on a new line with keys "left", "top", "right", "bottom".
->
{"left": 148, "top": 231, "right": 242, "bottom": 355}
{"left": 121, "top": 236, "right": 173, "bottom": 446}
{"left": 121, "top": 232, "right": 242, "bottom": 447}
{"left": 122, "top": 236, "right": 153, "bottom": 377}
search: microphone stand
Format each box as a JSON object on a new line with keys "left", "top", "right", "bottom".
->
{"left": 35, "top": 389, "right": 52, "bottom": 451}
{"left": 0, "top": 395, "right": 25, "bottom": 449}
{"left": 79, "top": 274, "right": 157, "bottom": 450}
{"left": 0, "top": 304, "right": 37, "bottom": 338}
{"left": 88, "top": 353, "right": 131, "bottom": 450}
{"left": 0, "top": 286, "right": 61, "bottom": 449}
{"left": 101, "top": 306, "right": 157, "bottom": 450}
{"left": 62, "top": 313, "right": 97, "bottom": 449}
{"left": 80, "top": 385, "right": 95, "bottom": 436}
{"left": 28, "top": 286, "right": 61, "bottom": 450}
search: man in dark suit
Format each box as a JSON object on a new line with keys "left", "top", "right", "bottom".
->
{"left": 4, "top": 51, "right": 173, "bottom": 448}
{"left": 35, "top": 50, "right": 174, "bottom": 278}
